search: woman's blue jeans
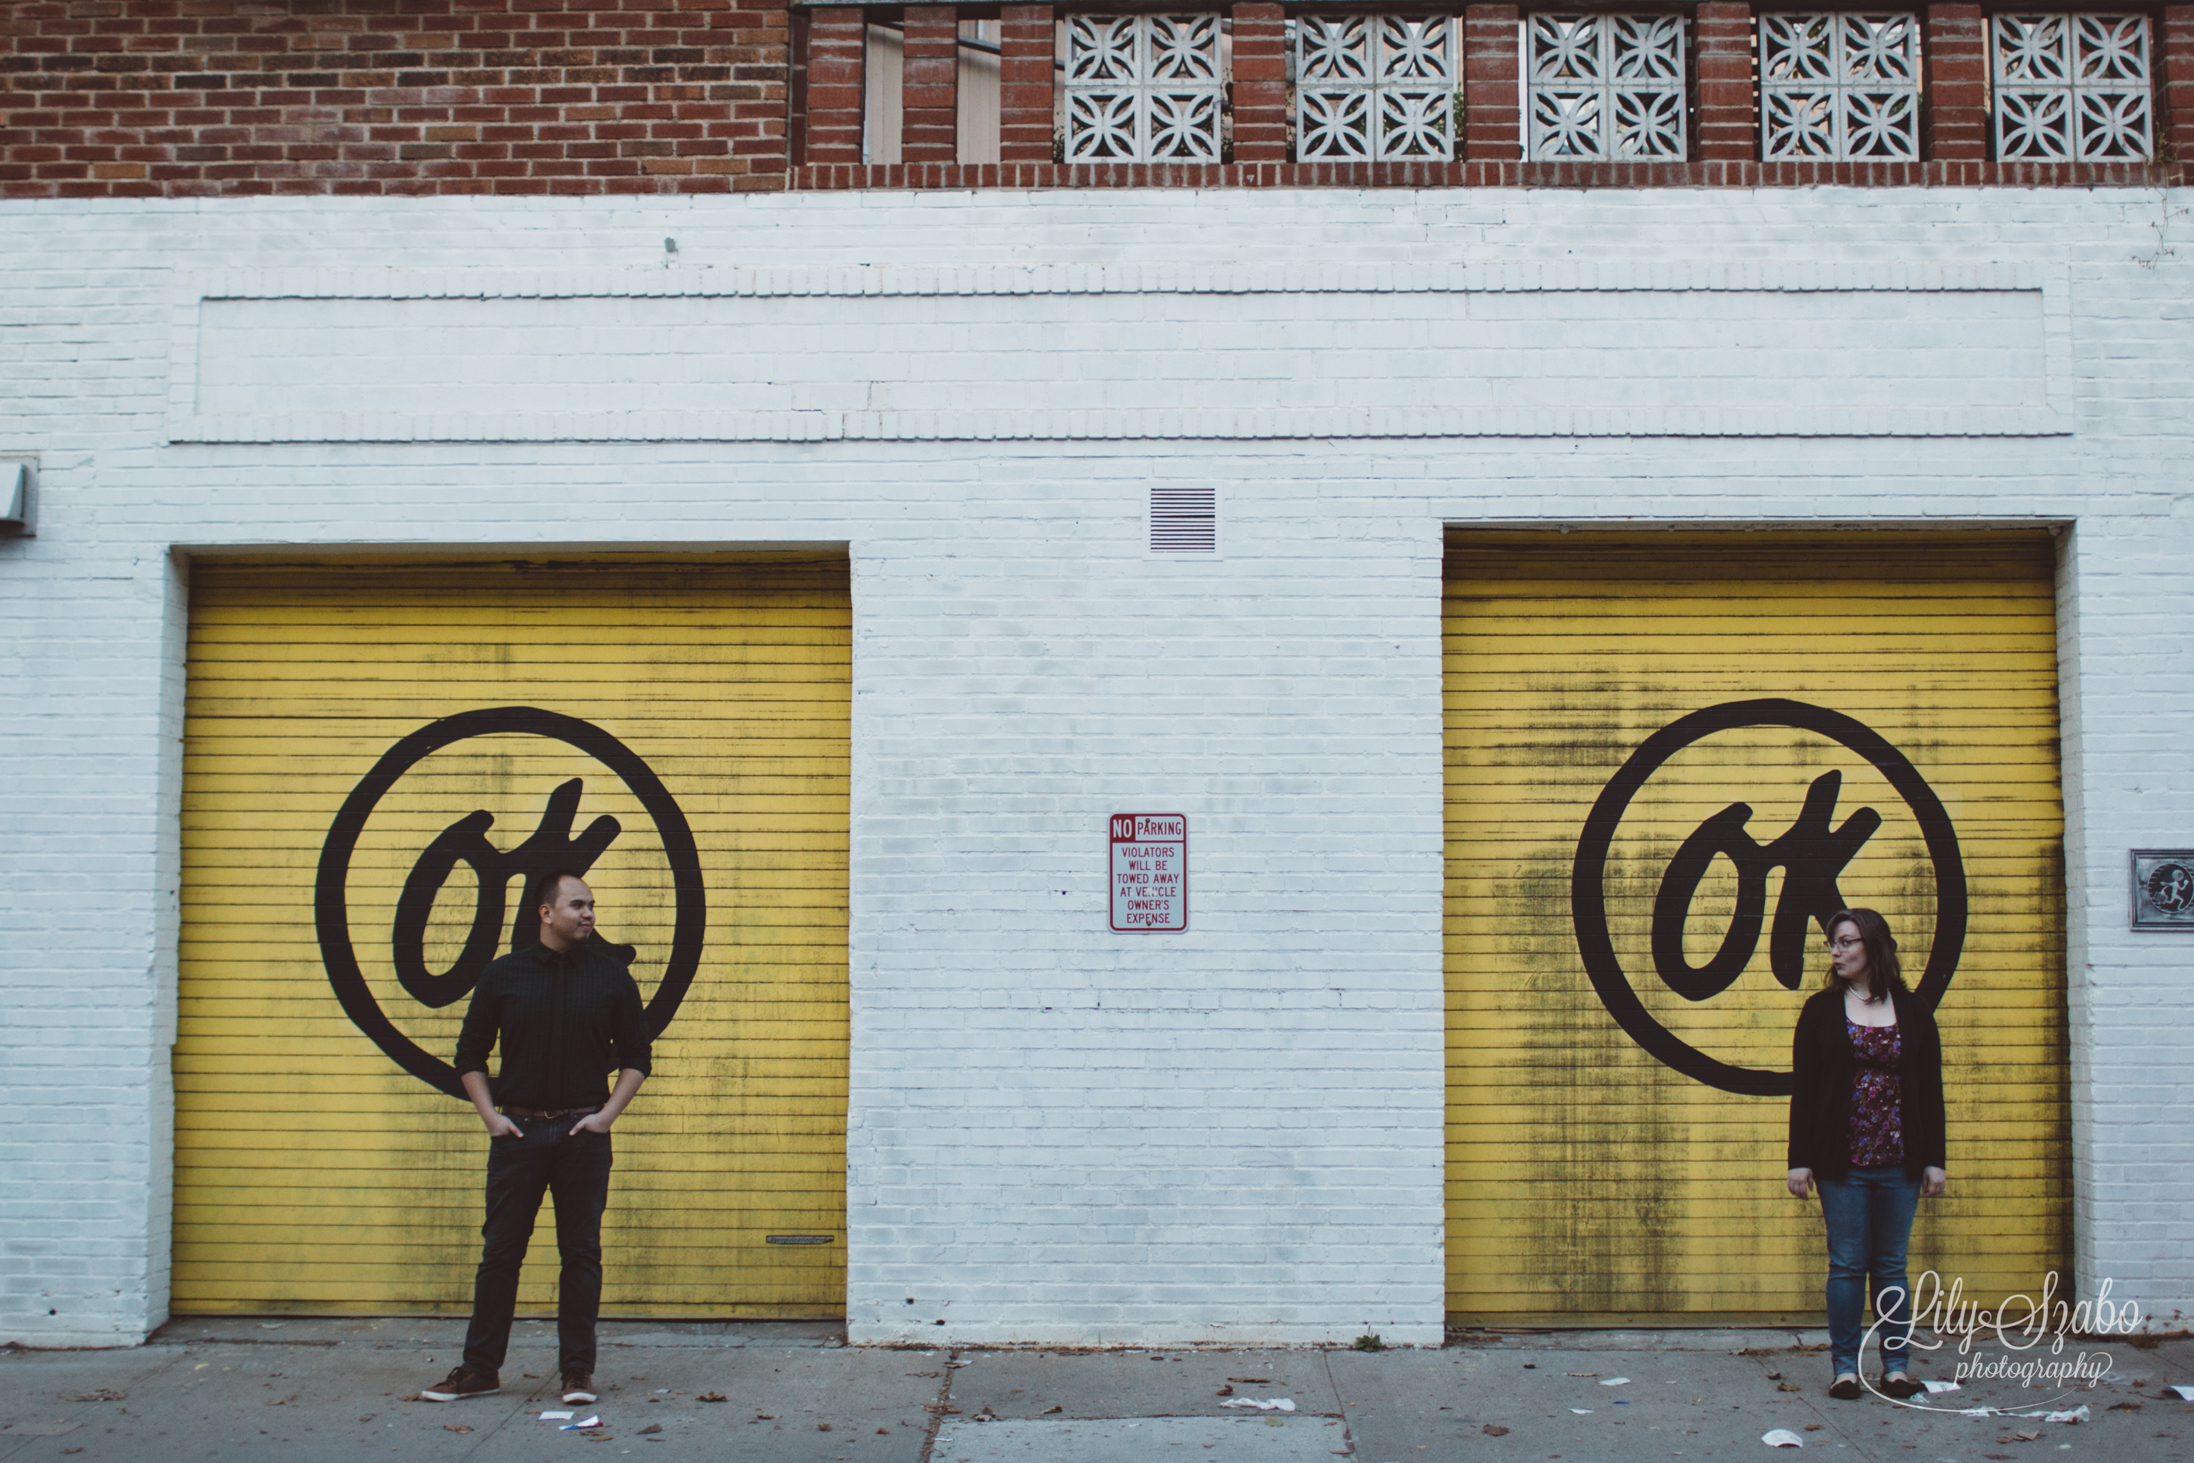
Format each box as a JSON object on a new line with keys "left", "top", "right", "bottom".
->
{"left": 1818, "top": 1165, "right": 1922, "bottom": 1377}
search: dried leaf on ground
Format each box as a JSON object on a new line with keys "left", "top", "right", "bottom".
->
{"left": 1482, "top": 1424, "right": 1510, "bottom": 1436}
{"left": 638, "top": 1423, "right": 662, "bottom": 1435}
{"left": 61, "top": 1391, "right": 125, "bottom": 1403}
{"left": 698, "top": 1392, "right": 727, "bottom": 1403}
{"left": 443, "top": 1424, "right": 472, "bottom": 1434}
{"left": 1777, "top": 1383, "right": 1802, "bottom": 1392}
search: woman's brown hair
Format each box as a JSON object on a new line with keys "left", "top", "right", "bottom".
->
{"left": 1824, "top": 907, "right": 1907, "bottom": 1002}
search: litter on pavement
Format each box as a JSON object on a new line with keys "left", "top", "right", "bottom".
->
{"left": 541, "top": 1411, "right": 574, "bottom": 1420}
{"left": 1599, "top": 1376, "right": 1630, "bottom": 1386}
{"left": 559, "top": 1415, "right": 603, "bottom": 1430}
{"left": 1920, "top": 1380, "right": 1960, "bottom": 1394}
{"left": 1952, "top": 1403, "right": 2091, "bottom": 1423}
{"left": 1761, "top": 1427, "right": 1806, "bottom": 1447}
{"left": 2168, "top": 1386, "right": 2194, "bottom": 1402}
{"left": 1219, "top": 1397, "right": 1295, "bottom": 1412}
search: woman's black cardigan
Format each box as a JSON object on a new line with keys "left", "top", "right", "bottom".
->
{"left": 1787, "top": 985, "right": 1947, "bottom": 1182}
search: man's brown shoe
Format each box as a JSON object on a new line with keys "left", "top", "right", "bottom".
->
{"left": 421, "top": 1365, "right": 499, "bottom": 1402}
{"left": 561, "top": 1372, "right": 597, "bottom": 1405}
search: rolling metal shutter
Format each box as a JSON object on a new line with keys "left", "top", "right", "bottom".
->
{"left": 175, "top": 557, "right": 849, "bottom": 1317}
{"left": 1443, "top": 531, "right": 2068, "bottom": 1322}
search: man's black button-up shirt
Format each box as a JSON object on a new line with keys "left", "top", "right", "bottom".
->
{"left": 455, "top": 935, "right": 652, "bottom": 1109}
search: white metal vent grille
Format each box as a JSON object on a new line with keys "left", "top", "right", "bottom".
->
{"left": 1526, "top": 14, "right": 1688, "bottom": 160}
{"left": 1296, "top": 15, "right": 1458, "bottom": 161}
{"left": 1150, "top": 486, "right": 1217, "bottom": 553}
{"left": 1065, "top": 14, "right": 1225, "bottom": 162}
{"left": 1760, "top": 14, "right": 1921, "bottom": 161}
{"left": 1992, "top": 14, "right": 2152, "bottom": 161}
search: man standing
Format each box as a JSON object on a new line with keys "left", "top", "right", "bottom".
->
{"left": 422, "top": 870, "right": 651, "bottom": 1405}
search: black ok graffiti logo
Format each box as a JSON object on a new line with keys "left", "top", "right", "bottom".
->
{"left": 392, "top": 775, "right": 628, "bottom": 1010}
{"left": 1571, "top": 699, "right": 1967, "bottom": 1096}
{"left": 315, "top": 707, "right": 706, "bottom": 1098}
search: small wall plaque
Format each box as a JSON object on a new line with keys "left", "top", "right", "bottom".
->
{"left": 1110, "top": 814, "right": 1187, "bottom": 932}
{"left": 2131, "top": 850, "right": 2194, "bottom": 930}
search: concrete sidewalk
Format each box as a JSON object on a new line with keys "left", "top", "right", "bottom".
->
{"left": 2, "top": 1320, "right": 2186, "bottom": 1463}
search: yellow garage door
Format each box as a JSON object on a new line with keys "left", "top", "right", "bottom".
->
{"left": 177, "top": 556, "right": 849, "bottom": 1316}
{"left": 1444, "top": 531, "right": 2068, "bottom": 1323}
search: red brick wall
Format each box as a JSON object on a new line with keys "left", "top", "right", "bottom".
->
{"left": 1923, "top": 3, "right": 1989, "bottom": 163}
{"left": 997, "top": 3, "right": 1050, "bottom": 164}
{"left": 1461, "top": 4, "right": 1519, "bottom": 162}
{"left": 1693, "top": 1, "right": 1753, "bottom": 161}
{"left": 1229, "top": 2, "right": 1285, "bottom": 164}
{"left": 6, "top": 1, "right": 2188, "bottom": 197}
{"left": 2165, "top": 5, "right": 2194, "bottom": 168}
{"left": 0, "top": 0, "right": 790, "bottom": 197}
{"left": 899, "top": 4, "right": 956, "bottom": 164}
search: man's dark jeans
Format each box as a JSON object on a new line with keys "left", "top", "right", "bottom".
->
{"left": 460, "top": 1115, "right": 614, "bottom": 1378}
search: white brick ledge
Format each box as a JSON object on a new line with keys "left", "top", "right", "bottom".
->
{"left": 166, "top": 262, "right": 2075, "bottom": 444}
{"left": 174, "top": 405, "right": 2070, "bottom": 443}
{"left": 176, "top": 260, "right": 2052, "bottom": 299}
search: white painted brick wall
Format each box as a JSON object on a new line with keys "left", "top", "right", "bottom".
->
{"left": 1, "top": 187, "right": 2189, "bottom": 1347}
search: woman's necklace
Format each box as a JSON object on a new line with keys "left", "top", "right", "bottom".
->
{"left": 1845, "top": 984, "right": 1895, "bottom": 1028}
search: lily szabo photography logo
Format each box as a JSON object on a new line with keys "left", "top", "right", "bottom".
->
{"left": 1868, "top": 1272, "right": 2146, "bottom": 1412}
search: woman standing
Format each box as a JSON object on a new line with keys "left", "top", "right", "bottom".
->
{"left": 1787, "top": 907, "right": 1948, "bottom": 1401}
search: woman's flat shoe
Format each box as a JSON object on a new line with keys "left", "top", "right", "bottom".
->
{"left": 1880, "top": 1373, "right": 1925, "bottom": 1400}
{"left": 1828, "top": 1374, "right": 1862, "bottom": 1400}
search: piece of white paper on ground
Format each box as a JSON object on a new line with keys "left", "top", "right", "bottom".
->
{"left": 2169, "top": 1386, "right": 2194, "bottom": 1402}
{"left": 1762, "top": 1429, "right": 1806, "bottom": 1447}
{"left": 934, "top": 1416, "right": 1346, "bottom": 1463}
{"left": 1599, "top": 1376, "right": 1630, "bottom": 1386}
{"left": 1218, "top": 1397, "right": 1294, "bottom": 1412}
{"left": 2041, "top": 1405, "right": 2090, "bottom": 1423}
{"left": 558, "top": 1415, "right": 601, "bottom": 1430}
{"left": 1920, "top": 1380, "right": 1960, "bottom": 1394}
{"left": 540, "top": 1411, "right": 574, "bottom": 1420}
{"left": 1570, "top": 1408, "right": 1592, "bottom": 1414}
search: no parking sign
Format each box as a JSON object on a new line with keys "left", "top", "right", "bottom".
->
{"left": 1109, "top": 814, "right": 1187, "bottom": 932}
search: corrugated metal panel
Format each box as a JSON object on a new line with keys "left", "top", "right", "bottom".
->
{"left": 175, "top": 556, "right": 850, "bottom": 1317}
{"left": 1443, "top": 531, "right": 2068, "bottom": 1323}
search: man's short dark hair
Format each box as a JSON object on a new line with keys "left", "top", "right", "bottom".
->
{"left": 531, "top": 868, "right": 591, "bottom": 912}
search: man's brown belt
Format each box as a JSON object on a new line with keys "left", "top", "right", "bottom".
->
{"left": 499, "top": 1104, "right": 602, "bottom": 1120}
